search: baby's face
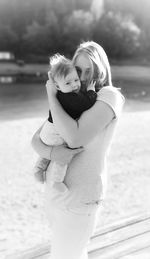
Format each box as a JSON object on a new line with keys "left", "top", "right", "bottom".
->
{"left": 55, "top": 68, "right": 81, "bottom": 93}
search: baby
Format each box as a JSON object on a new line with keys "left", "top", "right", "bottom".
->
{"left": 33, "top": 54, "right": 97, "bottom": 193}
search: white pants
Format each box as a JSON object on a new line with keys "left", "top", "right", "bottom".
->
{"left": 45, "top": 187, "right": 101, "bottom": 259}
{"left": 47, "top": 161, "right": 68, "bottom": 183}
{"left": 49, "top": 206, "right": 98, "bottom": 259}
{"left": 40, "top": 120, "right": 64, "bottom": 146}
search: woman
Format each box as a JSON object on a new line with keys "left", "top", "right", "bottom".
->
{"left": 32, "top": 41, "right": 125, "bottom": 259}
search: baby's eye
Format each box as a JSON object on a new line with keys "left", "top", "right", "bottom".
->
{"left": 75, "top": 79, "right": 79, "bottom": 82}
{"left": 66, "top": 82, "right": 70, "bottom": 85}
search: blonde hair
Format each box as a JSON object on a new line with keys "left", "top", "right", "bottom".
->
{"left": 73, "top": 41, "right": 112, "bottom": 91}
{"left": 49, "top": 53, "right": 75, "bottom": 81}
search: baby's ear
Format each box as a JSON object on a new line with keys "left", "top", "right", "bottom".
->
{"left": 54, "top": 83, "right": 60, "bottom": 90}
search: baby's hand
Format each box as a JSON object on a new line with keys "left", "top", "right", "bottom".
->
{"left": 46, "top": 79, "right": 54, "bottom": 89}
{"left": 87, "top": 80, "right": 96, "bottom": 91}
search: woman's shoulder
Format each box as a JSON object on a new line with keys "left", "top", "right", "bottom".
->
{"left": 97, "top": 85, "right": 122, "bottom": 95}
{"left": 96, "top": 85, "right": 125, "bottom": 118}
{"left": 97, "top": 85, "right": 125, "bottom": 102}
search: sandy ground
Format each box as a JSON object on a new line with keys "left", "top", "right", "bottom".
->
{"left": 0, "top": 89, "right": 150, "bottom": 258}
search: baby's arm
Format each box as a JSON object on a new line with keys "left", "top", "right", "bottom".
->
{"left": 85, "top": 80, "right": 97, "bottom": 105}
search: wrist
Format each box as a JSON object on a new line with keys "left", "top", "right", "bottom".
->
{"left": 49, "top": 93, "right": 57, "bottom": 107}
{"left": 46, "top": 80, "right": 57, "bottom": 99}
{"left": 47, "top": 89, "right": 57, "bottom": 104}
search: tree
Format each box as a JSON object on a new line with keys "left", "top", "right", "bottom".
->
{"left": 0, "top": 25, "right": 18, "bottom": 52}
{"left": 22, "top": 10, "right": 63, "bottom": 59}
{"left": 93, "top": 12, "right": 141, "bottom": 58}
{"left": 105, "top": 0, "right": 150, "bottom": 58}
{"left": 62, "top": 10, "right": 94, "bottom": 56}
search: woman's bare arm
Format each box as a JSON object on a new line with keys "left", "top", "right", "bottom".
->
{"left": 46, "top": 80, "right": 115, "bottom": 148}
{"left": 49, "top": 96, "right": 114, "bottom": 148}
{"left": 31, "top": 121, "right": 84, "bottom": 162}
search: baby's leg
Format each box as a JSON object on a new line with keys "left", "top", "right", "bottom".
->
{"left": 34, "top": 157, "right": 50, "bottom": 183}
{"left": 40, "top": 121, "right": 64, "bottom": 146}
{"left": 51, "top": 162, "right": 68, "bottom": 193}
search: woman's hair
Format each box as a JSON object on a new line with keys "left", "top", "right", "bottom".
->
{"left": 72, "top": 41, "right": 112, "bottom": 91}
{"left": 49, "top": 54, "right": 74, "bottom": 81}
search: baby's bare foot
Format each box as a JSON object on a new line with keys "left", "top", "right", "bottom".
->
{"left": 34, "top": 172, "right": 45, "bottom": 183}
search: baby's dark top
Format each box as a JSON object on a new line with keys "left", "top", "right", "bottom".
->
{"left": 48, "top": 90, "right": 97, "bottom": 123}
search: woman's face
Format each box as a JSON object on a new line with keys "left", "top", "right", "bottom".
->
{"left": 73, "top": 53, "right": 94, "bottom": 91}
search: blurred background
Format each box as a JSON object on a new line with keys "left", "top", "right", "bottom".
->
{"left": 0, "top": 0, "right": 150, "bottom": 63}
{"left": 0, "top": 0, "right": 150, "bottom": 258}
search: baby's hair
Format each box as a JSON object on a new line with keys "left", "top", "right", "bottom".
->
{"left": 49, "top": 54, "right": 74, "bottom": 81}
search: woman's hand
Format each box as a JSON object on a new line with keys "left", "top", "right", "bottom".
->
{"left": 46, "top": 72, "right": 57, "bottom": 101}
{"left": 50, "top": 145, "right": 84, "bottom": 165}
{"left": 46, "top": 78, "right": 57, "bottom": 98}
